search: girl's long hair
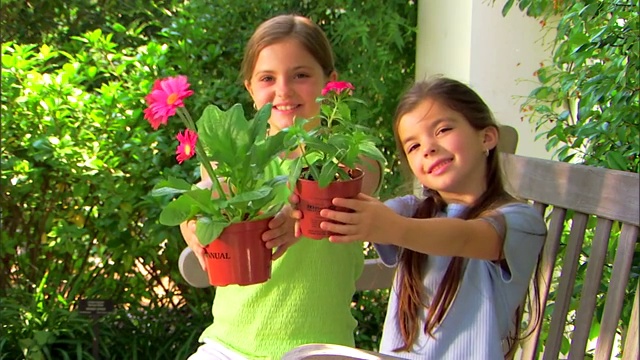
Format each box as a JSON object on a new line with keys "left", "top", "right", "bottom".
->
{"left": 391, "top": 77, "right": 542, "bottom": 357}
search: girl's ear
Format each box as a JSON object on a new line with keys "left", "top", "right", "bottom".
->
{"left": 328, "top": 71, "right": 338, "bottom": 82}
{"left": 244, "top": 80, "right": 254, "bottom": 99}
{"left": 482, "top": 126, "right": 499, "bottom": 151}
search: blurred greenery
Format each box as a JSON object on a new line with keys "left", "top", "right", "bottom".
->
{"left": 1, "top": 0, "right": 416, "bottom": 358}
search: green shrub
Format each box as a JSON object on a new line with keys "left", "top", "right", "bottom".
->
{"left": 2, "top": 1, "right": 417, "bottom": 356}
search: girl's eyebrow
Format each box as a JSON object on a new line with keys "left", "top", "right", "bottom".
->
{"left": 253, "top": 65, "right": 313, "bottom": 76}
{"left": 400, "top": 117, "right": 451, "bottom": 146}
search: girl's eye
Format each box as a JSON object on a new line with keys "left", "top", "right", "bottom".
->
{"left": 436, "top": 127, "right": 451, "bottom": 135}
{"left": 259, "top": 75, "right": 274, "bottom": 82}
{"left": 294, "top": 73, "right": 310, "bottom": 79}
{"left": 406, "top": 144, "right": 419, "bottom": 153}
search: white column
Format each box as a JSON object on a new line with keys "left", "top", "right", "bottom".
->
{"left": 416, "top": 0, "right": 553, "bottom": 158}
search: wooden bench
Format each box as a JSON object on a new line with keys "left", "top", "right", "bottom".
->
{"left": 283, "top": 154, "right": 639, "bottom": 359}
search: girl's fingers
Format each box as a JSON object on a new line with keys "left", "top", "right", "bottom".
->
{"left": 268, "top": 214, "right": 285, "bottom": 229}
{"left": 320, "top": 209, "right": 357, "bottom": 224}
{"left": 356, "top": 193, "right": 375, "bottom": 201}
{"left": 328, "top": 234, "right": 359, "bottom": 243}
{"left": 271, "top": 244, "right": 289, "bottom": 260}
{"left": 320, "top": 221, "right": 357, "bottom": 235}
{"left": 264, "top": 234, "right": 288, "bottom": 249}
{"left": 194, "top": 245, "right": 207, "bottom": 270}
{"left": 294, "top": 220, "right": 301, "bottom": 238}
{"left": 291, "top": 209, "right": 303, "bottom": 220}
{"left": 262, "top": 226, "right": 285, "bottom": 241}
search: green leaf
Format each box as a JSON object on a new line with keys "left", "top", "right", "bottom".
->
{"left": 227, "top": 186, "right": 272, "bottom": 204}
{"left": 151, "top": 177, "right": 194, "bottom": 196}
{"left": 196, "top": 104, "right": 250, "bottom": 165}
{"left": 605, "top": 152, "right": 627, "bottom": 171}
{"left": 318, "top": 161, "right": 339, "bottom": 188}
{"left": 185, "top": 188, "right": 220, "bottom": 214}
{"left": 502, "top": 0, "right": 515, "bottom": 17}
{"left": 159, "top": 195, "right": 198, "bottom": 226}
{"left": 195, "top": 217, "right": 227, "bottom": 246}
{"left": 112, "top": 23, "right": 126, "bottom": 33}
{"left": 359, "top": 142, "right": 387, "bottom": 165}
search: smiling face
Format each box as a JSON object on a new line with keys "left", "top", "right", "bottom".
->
{"left": 244, "top": 38, "right": 336, "bottom": 135}
{"left": 397, "top": 98, "right": 498, "bottom": 205}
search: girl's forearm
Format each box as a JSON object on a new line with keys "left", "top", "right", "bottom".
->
{"left": 392, "top": 216, "right": 502, "bottom": 260}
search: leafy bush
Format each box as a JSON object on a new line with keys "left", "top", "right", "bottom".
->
{"left": 501, "top": 0, "right": 639, "bottom": 172}
{"left": 2, "top": 1, "right": 417, "bottom": 357}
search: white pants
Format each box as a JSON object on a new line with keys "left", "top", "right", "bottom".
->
{"left": 187, "top": 340, "right": 248, "bottom": 360}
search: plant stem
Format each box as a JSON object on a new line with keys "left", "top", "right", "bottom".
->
{"left": 327, "top": 98, "right": 339, "bottom": 128}
{"left": 176, "top": 108, "right": 228, "bottom": 202}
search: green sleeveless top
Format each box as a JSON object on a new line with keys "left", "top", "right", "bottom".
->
{"left": 199, "top": 158, "right": 365, "bottom": 359}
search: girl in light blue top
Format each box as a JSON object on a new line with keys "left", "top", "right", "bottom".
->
{"left": 318, "top": 77, "right": 547, "bottom": 359}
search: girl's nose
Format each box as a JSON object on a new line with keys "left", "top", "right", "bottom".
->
{"left": 422, "top": 142, "right": 437, "bottom": 157}
{"left": 276, "top": 78, "right": 292, "bottom": 98}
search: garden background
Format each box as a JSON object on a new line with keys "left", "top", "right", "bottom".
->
{"left": 1, "top": 0, "right": 638, "bottom": 359}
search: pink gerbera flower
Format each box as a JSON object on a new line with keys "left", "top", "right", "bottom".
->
{"left": 176, "top": 129, "right": 198, "bottom": 164}
{"left": 321, "top": 81, "right": 355, "bottom": 96}
{"left": 144, "top": 76, "right": 194, "bottom": 129}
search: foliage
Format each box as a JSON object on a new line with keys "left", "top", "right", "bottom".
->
{"left": 0, "top": 0, "right": 182, "bottom": 47}
{"left": 284, "top": 81, "right": 387, "bottom": 188}
{"left": 2, "top": 0, "right": 417, "bottom": 356}
{"left": 501, "top": 0, "right": 639, "bottom": 172}
{"left": 150, "top": 97, "right": 291, "bottom": 245}
{"left": 1, "top": 25, "right": 212, "bottom": 359}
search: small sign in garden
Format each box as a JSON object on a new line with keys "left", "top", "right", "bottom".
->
{"left": 78, "top": 299, "right": 114, "bottom": 317}
{"left": 77, "top": 299, "right": 114, "bottom": 360}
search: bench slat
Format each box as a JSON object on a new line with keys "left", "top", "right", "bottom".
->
{"left": 543, "top": 212, "right": 589, "bottom": 360}
{"left": 501, "top": 154, "right": 639, "bottom": 226}
{"left": 569, "top": 217, "right": 613, "bottom": 359}
{"left": 521, "top": 206, "right": 566, "bottom": 359}
{"left": 355, "top": 258, "right": 396, "bottom": 291}
{"left": 622, "top": 281, "right": 639, "bottom": 360}
{"left": 594, "top": 224, "right": 639, "bottom": 359}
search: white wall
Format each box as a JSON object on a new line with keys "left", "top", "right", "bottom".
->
{"left": 416, "top": 0, "right": 553, "bottom": 158}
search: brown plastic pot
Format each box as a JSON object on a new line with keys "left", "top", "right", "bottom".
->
{"left": 203, "top": 217, "right": 272, "bottom": 286}
{"left": 294, "top": 168, "right": 364, "bottom": 239}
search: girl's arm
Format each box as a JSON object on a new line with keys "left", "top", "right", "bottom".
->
{"left": 320, "top": 194, "right": 503, "bottom": 261}
{"left": 391, "top": 216, "right": 503, "bottom": 261}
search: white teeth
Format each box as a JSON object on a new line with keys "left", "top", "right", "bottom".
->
{"left": 277, "top": 105, "right": 297, "bottom": 111}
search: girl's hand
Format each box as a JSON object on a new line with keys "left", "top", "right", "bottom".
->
{"left": 288, "top": 193, "right": 302, "bottom": 238}
{"left": 180, "top": 219, "right": 207, "bottom": 270}
{"left": 262, "top": 204, "right": 300, "bottom": 260}
{"left": 320, "top": 193, "right": 399, "bottom": 244}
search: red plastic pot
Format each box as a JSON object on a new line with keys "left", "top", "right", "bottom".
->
{"left": 203, "top": 217, "right": 272, "bottom": 286}
{"left": 294, "top": 168, "right": 364, "bottom": 239}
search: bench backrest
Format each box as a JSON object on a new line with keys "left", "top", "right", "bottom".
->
{"left": 356, "top": 154, "right": 639, "bottom": 360}
{"left": 501, "top": 153, "right": 639, "bottom": 360}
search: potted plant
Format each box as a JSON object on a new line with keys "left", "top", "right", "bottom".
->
{"left": 283, "top": 81, "right": 387, "bottom": 239}
{"left": 143, "top": 75, "right": 292, "bottom": 286}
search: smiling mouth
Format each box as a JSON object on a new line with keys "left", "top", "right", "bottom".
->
{"left": 428, "top": 159, "right": 452, "bottom": 174}
{"left": 275, "top": 104, "right": 300, "bottom": 111}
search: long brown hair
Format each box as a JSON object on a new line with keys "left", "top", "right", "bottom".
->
{"left": 391, "top": 77, "right": 541, "bottom": 357}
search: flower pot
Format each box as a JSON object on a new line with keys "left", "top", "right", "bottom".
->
{"left": 203, "top": 217, "right": 272, "bottom": 286}
{"left": 294, "top": 168, "right": 364, "bottom": 239}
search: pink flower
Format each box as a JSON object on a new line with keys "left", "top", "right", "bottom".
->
{"left": 144, "top": 76, "right": 194, "bottom": 129}
{"left": 321, "top": 81, "right": 355, "bottom": 96}
{"left": 176, "top": 129, "right": 198, "bottom": 164}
